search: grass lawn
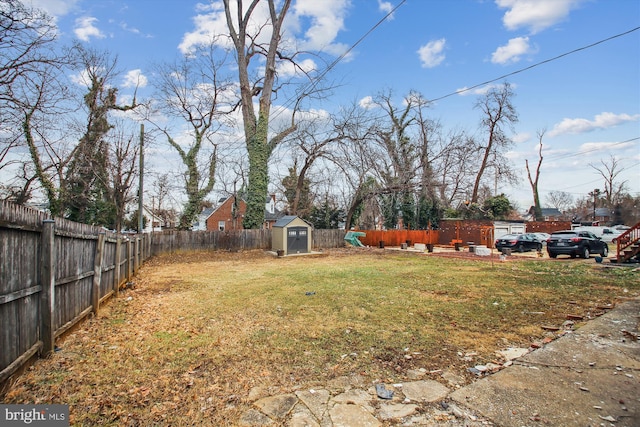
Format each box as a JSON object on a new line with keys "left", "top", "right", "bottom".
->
{"left": 4, "top": 249, "right": 639, "bottom": 425}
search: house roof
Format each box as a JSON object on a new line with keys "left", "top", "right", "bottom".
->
{"left": 199, "top": 207, "right": 215, "bottom": 220}
{"left": 540, "top": 208, "right": 562, "bottom": 216}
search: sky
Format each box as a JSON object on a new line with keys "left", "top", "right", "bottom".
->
{"left": 26, "top": 0, "right": 640, "bottom": 213}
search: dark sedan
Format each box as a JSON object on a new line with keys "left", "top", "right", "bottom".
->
{"left": 546, "top": 230, "right": 608, "bottom": 259}
{"left": 495, "top": 233, "right": 542, "bottom": 252}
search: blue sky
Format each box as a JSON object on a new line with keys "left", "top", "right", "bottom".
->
{"left": 29, "top": 0, "right": 640, "bottom": 211}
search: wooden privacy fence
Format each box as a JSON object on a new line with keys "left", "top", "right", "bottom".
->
{"left": 0, "top": 201, "right": 150, "bottom": 385}
{"left": 149, "top": 228, "right": 345, "bottom": 255}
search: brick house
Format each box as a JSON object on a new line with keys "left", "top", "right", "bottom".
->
{"left": 197, "top": 196, "right": 246, "bottom": 231}
{"left": 193, "top": 195, "right": 283, "bottom": 231}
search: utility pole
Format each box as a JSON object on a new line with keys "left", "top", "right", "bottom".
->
{"left": 591, "top": 188, "right": 600, "bottom": 223}
{"left": 138, "top": 123, "right": 144, "bottom": 233}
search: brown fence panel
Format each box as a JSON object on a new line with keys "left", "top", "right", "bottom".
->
{"left": 437, "top": 220, "right": 495, "bottom": 246}
{"left": 526, "top": 221, "right": 572, "bottom": 234}
{"left": 0, "top": 201, "right": 152, "bottom": 386}
{"left": 0, "top": 202, "right": 46, "bottom": 383}
{"left": 313, "top": 229, "right": 345, "bottom": 248}
{"left": 150, "top": 228, "right": 346, "bottom": 255}
{"left": 52, "top": 219, "right": 101, "bottom": 336}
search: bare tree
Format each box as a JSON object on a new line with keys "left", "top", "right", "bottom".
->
{"left": 151, "top": 45, "right": 234, "bottom": 229}
{"left": 431, "top": 129, "right": 478, "bottom": 208}
{"left": 279, "top": 106, "right": 362, "bottom": 217}
{"left": 0, "top": 0, "right": 71, "bottom": 210}
{"left": 546, "top": 190, "right": 574, "bottom": 215}
{"left": 367, "top": 91, "right": 424, "bottom": 228}
{"left": 471, "top": 82, "right": 518, "bottom": 203}
{"left": 100, "top": 121, "right": 139, "bottom": 232}
{"left": 590, "top": 155, "right": 628, "bottom": 208}
{"left": 525, "top": 129, "right": 545, "bottom": 220}
{"left": 326, "top": 103, "right": 378, "bottom": 230}
{"left": 223, "top": 0, "right": 300, "bottom": 229}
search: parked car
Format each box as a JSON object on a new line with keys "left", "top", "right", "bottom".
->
{"left": 546, "top": 230, "right": 609, "bottom": 259}
{"left": 495, "top": 233, "right": 542, "bottom": 252}
{"left": 530, "top": 232, "right": 550, "bottom": 244}
{"left": 571, "top": 226, "right": 623, "bottom": 243}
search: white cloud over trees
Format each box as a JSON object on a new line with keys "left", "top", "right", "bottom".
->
{"left": 417, "top": 38, "right": 446, "bottom": 68}
{"left": 74, "top": 16, "right": 104, "bottom": 42}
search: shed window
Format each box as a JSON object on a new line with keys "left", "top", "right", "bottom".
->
{"left": 218, "top": 221, "right": 225, "bottom": 231}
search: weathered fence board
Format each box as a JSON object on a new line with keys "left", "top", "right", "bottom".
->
{"left": 0, "top": 201, "right": 148, "bottom": 384}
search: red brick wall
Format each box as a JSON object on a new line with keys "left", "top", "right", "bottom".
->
{"left": 206, "top": 198, "right": 247, "bottom": 231}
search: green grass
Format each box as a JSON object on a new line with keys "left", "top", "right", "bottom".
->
{"left": 5, "top": 250, "right": 639, "bottom": 426}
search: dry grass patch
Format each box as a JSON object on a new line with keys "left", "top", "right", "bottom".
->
{"left": 4, "top": 249, "right": 639, "bottom": 425}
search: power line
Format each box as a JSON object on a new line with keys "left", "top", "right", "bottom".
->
{"left": 428, "top": 26, "right": 640, "bottom": 103}
{"left": 544, "top": 137, "right": 640, "bottom": 162}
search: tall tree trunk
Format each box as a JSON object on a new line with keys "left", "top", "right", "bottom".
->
{"left": 526, "top": 131, "right": 544, "bottom": 221}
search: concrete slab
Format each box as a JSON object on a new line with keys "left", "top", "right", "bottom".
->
{"left": 450, "top": 299, "right": 640, "bottom": 427}
{"left": 329, "top": 403, "right": 381, "bottom": 427}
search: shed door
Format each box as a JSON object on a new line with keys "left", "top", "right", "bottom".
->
{"left": 287, "top": 227, "right": 308, "bottom": 253}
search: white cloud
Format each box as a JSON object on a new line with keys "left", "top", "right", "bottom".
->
{"left": 122, "top": 69, "right": 148, "bottom": 89}
{"left": 512, "top": 132, "right": 531, "bottom": 144}
{"left": 491, "top": 36, "right": 535, "bottom": 64}
{"left": 378, "top": 0, "right": 394, "bottom": 17}
{"left": 496, "top": 0, "right": 585, "bottom": 34}
{"left": 549, "top": 112, "right": 640, "bottom": 136}
{"left": 290, "top": 0, "right": 350, "bottom": 56}
{"left": 74, "top": 16, "right": 105, "bottom": 42}
{"left": 578, "top": 141, "right": 637, "bottom": 155}
{"left": 28, "top": 0, "right": 80, "bottom": 18}
{"left": 179, "top": 0, "right": 351, "bottom": 59}
{"left": 417, "top": 38, "right": 446, "bottom": 68}
{"left": 276, "top": 58, "right": 317, "bottom": 78}
{"left": 455, "top": 83, "right": 505, "bottom": 96}
{"left": 69, "top": 70, "right": 91, "bottom": 87}
{"left": 358, "top": 96, "right": 375, "bottom": 109}
{"left": 178, "top": 3, "right": 230, "bottom": 55}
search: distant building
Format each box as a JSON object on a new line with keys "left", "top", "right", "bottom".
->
{"left": 264, "top": 194, "right": 284, "bottom": 229}
{"left": 141, "top": 205, "right": 164, "bottom": 233}
{"left": 526, "top": 207, "right": 563, "bottom": 221}
{"left": 594, "top": 207, "right": 612, "bottom": 224}
{"left": 192, "top": 194, "right": 283, "bottom": 231}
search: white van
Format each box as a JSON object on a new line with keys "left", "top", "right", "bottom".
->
{"left": 570, "top": 225, "right": 622, "bottom": 242}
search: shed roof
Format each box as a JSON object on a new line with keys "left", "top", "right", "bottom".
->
{"left": 273, "top": 215, "right": 311, "bottom": 228}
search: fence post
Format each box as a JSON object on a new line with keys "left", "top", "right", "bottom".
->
{"left": 40, "top": 219, "right": 55, "bottom": 356}
{"left": 92, "top": 232, "right": 106, "bottom": 315}
{"left": 127, "top": 239, "right": 133, "bottom": 280}
{"left": 134, "top": 237, "right": 140, "bottom": 273}
{"left": 114, "top": 237, "right": 122, "bottom": 296}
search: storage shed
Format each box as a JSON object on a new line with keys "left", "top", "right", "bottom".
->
{"left": 272, "top": 216, "right": 312, "bottom": 255}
